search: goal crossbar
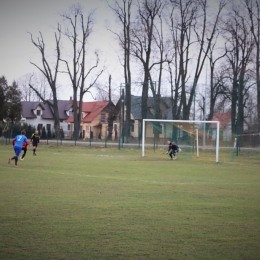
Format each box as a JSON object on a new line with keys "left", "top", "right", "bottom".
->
{"left": 142, "top": 119, "right": 220, "bottom": 162}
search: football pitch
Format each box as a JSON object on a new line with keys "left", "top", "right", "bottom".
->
{"left": 0, "top": 143, "right": 260, "bottom": 259}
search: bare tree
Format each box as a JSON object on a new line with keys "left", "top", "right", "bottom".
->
{"left": 20, "top": 73, "right": 52, "bottom": 102}
{"left": 107, "top": 75, "right": 114, "bottom": 140}
{"left": 95, "top": 75, "right": 116, "bottom": 141}
{"left": 206, "top": 32, "right": 228, "bottom": 121}
{"left": 244, "top": 0, "right": 260, "bottom": 130}
{"left": 18, "top": 74, "right": 35, "bottom": 101}
{"left": 167, "top": 0, "right": 227, "bottom": 120}
{"left": 222, "top": 4, "right": 255, "bottom": 134}
{"left": 107, "top": 0, "right": 133, "bottom": 141}
{"left": 151, "top": 8, "right": 172, "bottom": 119}
{"left": 60, "top": 4, "right": 103, "bottom": 141}
{"left": 28, "top": 25, "right": 62, "bottom": 134}
{"left": 95, "top": 84, "right": 108, "bottom": 101}
{"left": 167, "top": 0, "right": 198, "bottom": 120}
{"left": 190, "top": 0, "right": 227, "bottom": 120}
{"left": 131, "top": 0, "right": 166, "bottom": 120}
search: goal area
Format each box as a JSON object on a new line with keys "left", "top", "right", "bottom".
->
{"left": 142, "top": 119, "right": 220, "bottom": 162}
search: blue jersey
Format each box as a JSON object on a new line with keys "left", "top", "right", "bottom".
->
{"left": 13, "top": 135, "right": 28, "bottom": 148}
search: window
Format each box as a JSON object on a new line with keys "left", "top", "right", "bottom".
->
{"left": 68, "top": 124, "right": 70, "bottom": 131}
{"left": 86, "top": 126, "right": 90, "bottom": 132}
{"left": 131, "top": 124, "right": 134, "bottom": 132}
{"left": 46, "top": 124, "right": 51, "bottom": 131}
{"left": 37, "top": 124, "right": 43, "bottom": 130}
{"left": 69, "top": 111, "right": 73, "bottom": 116}
{"left": 36, "top": 110, "right": 41, "bottom": 116}
{"left": 101, "top": 114, "right": 105, "bottom": 123}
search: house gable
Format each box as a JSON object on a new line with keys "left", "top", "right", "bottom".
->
{"left": 211, "top": 112, "right": 231, "bottom": 129}
{"left": 129, "top": 95, "right": 175, "bottom": 120}
{"left": 66, "top": 100, "right": 115, "bottom": 124}
{"left": 47, "top": 100, "right": 73, "bottom": 120}
{"left": 21, "top": 100, "right": 71, "bottom": 135}
{"left": 82, "top": 101, "right": 111, "bottom": 123}
{"left": 21, "top": 101, "right": 43, "bottom": 119}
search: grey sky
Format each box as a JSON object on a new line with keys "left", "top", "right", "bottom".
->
{"left": 1, "top": 0, "right": 229, "bottom": 101}
{"left": 0, "top": 0, "right": 121, "bottom": 99}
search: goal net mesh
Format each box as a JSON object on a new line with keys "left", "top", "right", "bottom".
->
{"left": 142, "top": 120, "right": 221, "bottom": 162}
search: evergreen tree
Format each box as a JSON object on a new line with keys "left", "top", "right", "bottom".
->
{"left": 5, "top": 81, "right": 22, "bottom": 124}
{"left": 0, "top": 76, "right": 8, "bottom": 122}
{"left": 42, "top": 126, "right": 46, "bottom": 138}
{"left": 37, "top": 125, "right": 41, "bottom": 136}
{"left": 47, "top": 128, "right": 52, "bottom": 138}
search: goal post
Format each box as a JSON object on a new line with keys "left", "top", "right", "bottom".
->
{"left": 142, "top": 119, "right": 220, "bottom": 162}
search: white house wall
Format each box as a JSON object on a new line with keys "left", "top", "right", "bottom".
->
{"left": 21, "top": 118, "right": 69, "bottom": 134}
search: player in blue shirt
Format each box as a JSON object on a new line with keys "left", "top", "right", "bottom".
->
{"left": 8, "top": 129, "right": 28, "bottom": 168}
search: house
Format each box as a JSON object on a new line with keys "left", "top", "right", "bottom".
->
{"left": 66, "top": 100, "right": 115, "bottom": 140}
{"left": 210, "top": 112, "right": 248, "bottom": 142}
{"left": 113, "top": 95, "right": 174, "bottom": 140}
{"left": 21, "top": 100, "right": 72, "bottom": 136}
{"left": 210, "top": 112, "right": 232, "bottom": 141}
{"left": 21, "top": 99, "right": 116, "bottom": 140}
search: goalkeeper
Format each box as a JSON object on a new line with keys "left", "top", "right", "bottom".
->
{"left": 166, "top": 140, "right": 181, "bottom": 160}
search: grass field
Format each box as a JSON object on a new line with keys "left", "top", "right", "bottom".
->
{"left": 0, "top": 143, "right": 260, "bottom": 259}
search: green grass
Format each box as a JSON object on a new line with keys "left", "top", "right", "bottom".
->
{"left": 0, "top": 143, "right": 260, "bottom": 259}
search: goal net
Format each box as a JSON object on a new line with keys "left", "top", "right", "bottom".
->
{"left": 229, "top": 131, "right": 260, "bottom": 162}
{"left": 142, "top": 119, "right": 220, "bottom": 162}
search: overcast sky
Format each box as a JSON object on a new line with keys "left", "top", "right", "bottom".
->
{"left": 0, "top": 0, "right": 122, "bottom": 100}
{"left": 0, "top": 0, "right": 227, "bottom": 101}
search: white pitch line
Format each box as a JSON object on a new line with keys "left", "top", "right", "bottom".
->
{"left": 0, "top": 165, "right": 253, "bottom": 185}
{"left": 52, "top": 152, "right": 125, "bottom": 158}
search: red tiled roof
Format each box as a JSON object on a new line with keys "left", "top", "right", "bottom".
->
{"left": 211, "top": 112, "right": 231, "bottom": 128}
{"left": 82, "top": 101, "right": 109, "bottom": 123}
{"left": 66, "top": 101, "right": 109, "bottom": 123}
{"left": 66, "top": 115, "right": 74, "bottom": 123}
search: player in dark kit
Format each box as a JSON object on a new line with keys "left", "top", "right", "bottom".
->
{"left": 166, "top": 140, "right": 181, "bottom": 160}
{"left": 31, "top": 130, "right": 40, "bottom": 156}
{"left": 20, "top": 140, "right": 30, "bottom": 160}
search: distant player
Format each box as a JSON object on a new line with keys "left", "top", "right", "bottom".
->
{"left": 8, "top": 129, "right": 28, "bottom": 168}
{"left": 31, "top": 130, "right": 40, "bottom": 156}
{"left": 166, "top": 140, "right": 181, "bottom": 160}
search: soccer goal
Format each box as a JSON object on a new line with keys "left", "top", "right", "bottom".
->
{"left": 142, "top": 119, "right": 220, "bottom": 162}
